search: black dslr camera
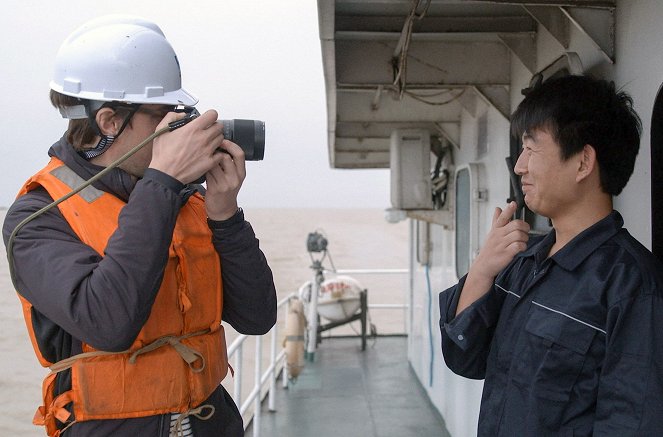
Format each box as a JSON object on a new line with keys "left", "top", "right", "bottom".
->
{"left": 169, "top": 107, "right": 265, "bottom": 160}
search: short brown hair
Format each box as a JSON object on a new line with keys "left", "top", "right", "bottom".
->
{"left": 49, "top": 91, "right": 135, "bottom": 152}
{"left": 49, "top": 90, "right": 98, "bottom": 151}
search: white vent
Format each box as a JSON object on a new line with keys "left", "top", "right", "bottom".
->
{"left": 390, "top": 129, "right": 432, "bottom": 210}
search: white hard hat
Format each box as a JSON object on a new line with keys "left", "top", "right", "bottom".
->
{"left": 50, "top": 15, "right": 198, "bottom": 108}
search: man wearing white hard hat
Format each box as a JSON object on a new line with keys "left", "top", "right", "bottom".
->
{"left": 2, "top": 15, "right": 276, "bottom": 437}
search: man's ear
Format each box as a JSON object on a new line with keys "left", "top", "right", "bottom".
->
{"left": 95, "top": 108, "right": 119, "bottom": 136}
{"left": 576, "top": 144, "right": 597, "bottom": 183}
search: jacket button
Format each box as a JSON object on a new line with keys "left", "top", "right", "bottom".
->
{"left": 457, "top": 334, "right": 464, "bottom": 341}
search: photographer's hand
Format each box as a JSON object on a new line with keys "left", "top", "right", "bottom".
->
{"left": 149, "top": 110, "right": 225, "bottom": 183}
{"left": 205, "top": 139, "right": 246, "bottom": 221}
{"left": 455, "top": 201, "right": 530, "bottom": 316}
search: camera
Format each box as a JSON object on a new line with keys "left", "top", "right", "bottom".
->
{"left": 220, "top": 119, "right": 265, "bottom": 161}
{"left": 171, "top": 108, "right": 265, "bottom": 160}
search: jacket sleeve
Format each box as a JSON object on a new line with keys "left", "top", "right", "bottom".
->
{"left": 594, "top": 290, "right": 663, "bottom": 434}
{"left": 439, "top": 275, "right": 505, "bottom": 379}
{"left": 2, "top": 171, "right": 182, "bottom": 353}
{"left": 208, "top": 209, "right": 277, "bottom": 335}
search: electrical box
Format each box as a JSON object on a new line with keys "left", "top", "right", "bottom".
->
{"left": 390, "top": 129, "right": 432, "bottom": 210}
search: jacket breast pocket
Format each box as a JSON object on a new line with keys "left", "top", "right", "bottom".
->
{"left": 513, "top": 303, "right": 598, "bottom": 402}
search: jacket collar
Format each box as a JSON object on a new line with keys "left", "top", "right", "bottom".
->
{"left": 518, "top": 211, "right": 624, "bottom": 271}
{"left": 48, "top": 135, "right": 136, "bottom": 202}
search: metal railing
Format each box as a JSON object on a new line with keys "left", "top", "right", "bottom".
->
{"left": 227, "top": 291, "right": 295, "bottom": 436}
{"left": 229, "top": 268, "right": 409, "bottom": 436}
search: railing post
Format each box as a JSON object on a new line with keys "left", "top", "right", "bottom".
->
{"left": 408, "top": 219, "right": 415, "bottom": 340}
{"left": 282, "top": 297, "right": 290, "bottom": 388}
{"left": 403, "top": 265, "right": 409, "bottom": 335}
{"left": 233, "top": 343, "right": 243, "bottom": 404}
{"left": 269, "top": 320, "right": 277, "bottom": 411}
{"left": 253, "top": 336, "right": 263, "bottom": 437}
{"left": 306, "top": 270, "right": 321, "bottom": 361}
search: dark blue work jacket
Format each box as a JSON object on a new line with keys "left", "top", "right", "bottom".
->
{"left": 440, "top": 211, "right": 663, "bottom": 436}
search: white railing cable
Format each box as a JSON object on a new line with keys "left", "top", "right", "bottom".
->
{"left": 332, "top": 268, "right": 409, "bottom": 334}
{"left": 333, "top": 268, "right": 408, "bottom": 275}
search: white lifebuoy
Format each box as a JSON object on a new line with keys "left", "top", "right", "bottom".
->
{"left": 283, "top": 297, "right": 306, "bottom": 379}
{"left": 317, "top": 275, "right": 363, "bottom": 322}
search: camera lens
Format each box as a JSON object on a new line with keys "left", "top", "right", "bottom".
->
{"left": 221, "top": 119, "right": 265, "bottom": 160}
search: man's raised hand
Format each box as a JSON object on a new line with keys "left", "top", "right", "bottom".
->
{"left": 456, "top": 201, "right": 530, "bottom": 315}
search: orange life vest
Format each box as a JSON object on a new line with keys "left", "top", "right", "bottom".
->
{"left": 15, "top": 157, "right": 228, "bottom": 436}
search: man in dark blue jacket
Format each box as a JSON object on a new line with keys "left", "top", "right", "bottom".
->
{"left": 440, "top": 75, "right": 663, "bottom": 436}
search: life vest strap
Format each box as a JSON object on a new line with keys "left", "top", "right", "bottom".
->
{"left": 33, "top": 380, "right": 74, "bottom": 437}
{"left": 47, "top": 329, "right": 211, "bottom": 375}
{"left": 49, "top": 349, "right": 130, "bottom": 373}
{"left": 170, "top": 404, "right": 215, "bottom": 437}
{"left": 129, "top": 329, "right": 210, "bottom": 373}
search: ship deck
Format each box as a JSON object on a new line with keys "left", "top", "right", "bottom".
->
{"left": 247, "top": 336, "right": 451, "bottom": 437}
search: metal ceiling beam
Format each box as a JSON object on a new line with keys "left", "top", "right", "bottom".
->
{"left": 434, "top": 122, "right": 461, "bottom": 150}
{"left": 335, "top": 137, "right": 389, "bottom": 153}
{"left": 333, "top": 137, "right": 391, "bottom": 168}
{"left": 560, "top": 6, "right": 615, "bottom": 63}
{"left": 522, "top": 5, "right": 614, "bottom": 62}
{"left": 464, "top": 0, "right": 614, "bottom": 8}
{"left": 498, "top": 32, "right": 537, "bottom": 73}
{"left": 335, "top": 121, "right": 460, "bottom": 144}
{"left": 335, "top": 40, "right": 511, "bottom": 86}
{"left": 336, "top": 91, "right": 463, "bottom": 123}
{"left": 522, "top": 5, "right": 569, "bottom": 48}
{"left": 335, "top": 15, "right": 536, "bottom": 33}
{"left": 473, "top": 86, "right": 511, "bottom": 120}
{"left": 335, "top": 31, "right": 532, "bottom": 43}
{"left": 337, "top": 83, "right": 508, "bottom": 90}
{"left": 458, "top": 88, "right": 478, "bottom": 117}
{"left": 333, "top": 153, "right": 390, "bottom": 169}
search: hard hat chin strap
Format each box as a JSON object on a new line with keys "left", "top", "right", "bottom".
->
{"left": 80, "top": 135, "right": 117, "bottom": 160}
{"left": 81, "top": 103, "right": 141, "bottom": 160}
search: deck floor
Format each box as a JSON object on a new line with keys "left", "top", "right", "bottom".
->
{"left": 248, "top": 336, "right": 451, "bottom": 437}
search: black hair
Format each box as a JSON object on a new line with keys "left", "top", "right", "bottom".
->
{"left": 511, "top": 75, "right": 642, "bottom": 195}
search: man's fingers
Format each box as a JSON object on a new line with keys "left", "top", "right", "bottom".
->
{"left": 506, "top": 240, "right": 528, "bottom": 255}
{"left": 504, "top": 219, "right": 531, "bottom": 235}
{"left": 504, "top": 226, "right": 530, "bottom": 244}
{"left": 156, "top": 111, "right": 185, "bottom": 130}
{"left": 492, "top": 207, "right": 503, "bottom": 227}
{"left": 493, "top": 201, "right": 517, "bottom": 228}
{"left": 192, "top": 109, "right": 219, "bottom": 128}
{"left": 217, "top": 140, "right": 245, "bottom": 160}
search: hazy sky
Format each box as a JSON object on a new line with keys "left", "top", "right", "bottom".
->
{"left": 0, "top": 1, "right": 390, "bottom": 208}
